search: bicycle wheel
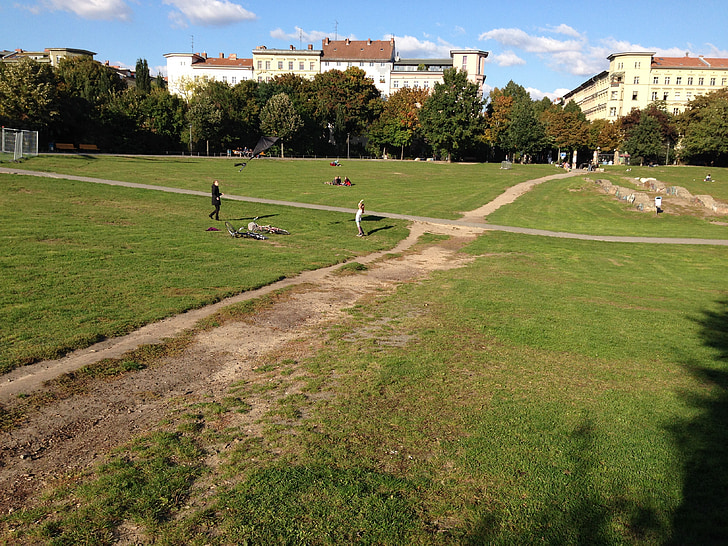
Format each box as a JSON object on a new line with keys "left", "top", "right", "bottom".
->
{"left": 272, "top": 227, "right": 290, "bottom": 235}
{"left": 224, "top": 221, "right": 238, "bottom": 237}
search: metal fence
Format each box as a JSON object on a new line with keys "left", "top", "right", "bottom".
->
{"left": 1, "top": 127, "right": 39, "bottom": 160}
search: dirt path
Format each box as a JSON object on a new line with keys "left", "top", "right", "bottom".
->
{"left": 3, "top": 166, "right": 724, "bottom": 516}
{"left": 0, "top": 217, "right": 485, "bottom": 514}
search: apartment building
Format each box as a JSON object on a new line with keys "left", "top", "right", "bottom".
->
{"left": 164, "top": 38, "right": 488, "bottom": 98}
{"left": 252, "top": 44, "right": 321, "bottom": 82}
{"left": 164, "top": 52, "right": 254, "bottom": 96}
{"left": 563, "top": 51, "right": 728, "bottom": 121}
{"left": 320, "top": 37, "right": 395, "bottom": 96}
{"left": 1, "top": 47, "right": 96, "bottom": 67}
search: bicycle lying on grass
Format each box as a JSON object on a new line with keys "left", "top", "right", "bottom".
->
{"left": 247, "top": 217, "right": 290, "bottom": 235}
{"left": 225, "top": 221, "right": 268, "bottom": 240}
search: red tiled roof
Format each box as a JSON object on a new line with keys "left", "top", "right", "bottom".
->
{"left": 321, "top": 38, "right": 395, "bottom": 61}
{"left": 193, "top": 56, "right": 253, "bottom": 69}
{"left": 652, "top": 55, "right": 728, "bottom": 69}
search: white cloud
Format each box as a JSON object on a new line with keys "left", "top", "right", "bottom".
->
{"left": 25, "top": 0, "right": 132, "bottom": 21}
{"left": 542, "top": 24, "right": 582, "bottom": 39}
{"left": 479, "top": 27, "right": 583, "bottom": 54}
{"left": 270, "top": 27, "right": 333, "bottom": 45}
{"left": 487, "top": 50, "right": 526, "bottom": 67}
{"left": 392, "top": 34, "right": 455, "bottom": 58}
{"left": 163, "top": 0, "right": 256, "bottom": 28}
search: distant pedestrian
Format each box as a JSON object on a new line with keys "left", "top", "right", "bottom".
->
{"left": 356, "top": 199, "right": 365, "bottom": 236}
{"left": 209, "top": 180, "right": 223, "bottom": 221}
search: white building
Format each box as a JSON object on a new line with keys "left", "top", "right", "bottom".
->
{"left": 164, "top": 39, "right": 488, "bottom": 98}
{"left": 320, "top": 37, "right": 395, "bottom": 96}
{"left": 164, "top": 52, "right": 253, "bottom": 98}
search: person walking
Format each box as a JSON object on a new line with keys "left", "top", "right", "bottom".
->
{"left": 209, "top": 180, "right": 223, "bottom": 220}
{"left": 355, "top": 199, "right": 365, "bottom": 237}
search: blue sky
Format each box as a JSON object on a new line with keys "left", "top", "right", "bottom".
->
{"left": 4, "top": 0, "right": 728, "bottom": 100}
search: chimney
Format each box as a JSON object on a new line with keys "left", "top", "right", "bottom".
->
{"left": 219, "top": 52, "right": 224, "bottom": 58}
{"left": 229, "top": 53, "right": 237, "bottom": 60}
{"left": 290, "top": 45, "right": 295, "bottom": 50}
{"left": 308, "top": 44, "right": 313, "bottom": 50}
{"left": 367, "top": 39, "right": 372, "bottom": 45}
{"left": 345, "top": 38, "right": 350, "bottom": 45}
{"left": 202, "top": 51, "right": 207, "bottom": 59}
{"left": 324, "top": 37, "right": 330, "bottom": 46}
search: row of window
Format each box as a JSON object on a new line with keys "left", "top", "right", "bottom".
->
{"left": 632, "top": 75, "right": 727, "bottom": 86}
{"left": 392, "top": 80, "right": 431, "bottom": 89}
{"left": 610, "top": 106, "right": 682, "bottom": 116}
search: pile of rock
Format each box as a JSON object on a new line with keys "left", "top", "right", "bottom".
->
{"left": 593, "top": 177, "right": 728, "bottom": 214}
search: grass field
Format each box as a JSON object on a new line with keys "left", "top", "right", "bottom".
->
{"left": 1, "top": 156, "right": 728, "bottom": 544}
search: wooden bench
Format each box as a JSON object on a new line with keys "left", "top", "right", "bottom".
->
{"left": 79, "top": 144, "right": 100, "bottom": 152}
{"left": 55, "top": 143, "right": 76, "bottom": 152}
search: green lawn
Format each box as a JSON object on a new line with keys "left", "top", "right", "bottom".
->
{"left": 2, "top": 157, "right": 728, "bottom": 544}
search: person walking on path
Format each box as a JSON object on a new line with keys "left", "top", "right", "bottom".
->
{"left": 356, "top": 199, "right": 365, "bottom": 236}
{"left": 209, "top": 180, "right": 223, "bottom": 220}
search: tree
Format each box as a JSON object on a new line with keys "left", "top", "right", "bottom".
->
{"left": 621, "top": 103, "right": 677, "bottom": 165}
{"left": 677, "top": 89, "right": 728, "bottom": 165}
{"left": 622, "top": 110, "right": 664, "bottom": 165}
{"left": 135, "top": 58, "right": 151, "bottom": 94}
{"left": 0, "top": 57, "right": 58, "bottom": 131}
{"left": 419, "top": 68, "right": 485, "bottom": 161}
{"left": 504, "top": 97, "right": 548, "bottom": 162}
{"left": 541, "top": 100, "right": 589, "bottom": 162}
{"left": 259, "top": 93, "right": 303, "bottom": 158}
{"left": 311, "top": 67, "right": 381, "bottom": 153}
{"left": 367, "top": 87, "right": 429, "bottom": 159}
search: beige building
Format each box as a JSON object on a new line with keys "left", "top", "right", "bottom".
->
{"left": 0, "top": 47, "right": 96, "bottom": 67}
{"left": 563, "top": 51, "right": 728, "bottom": 121}
{"left": 390, "top": 50, "right": 488, "bottom": 96}
{"left": 252, "top": 45, "right": 321, "bottom": 82}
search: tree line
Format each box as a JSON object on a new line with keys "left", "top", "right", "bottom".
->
{"left": 1, "top": 55, "right": 728, "bottom": 165}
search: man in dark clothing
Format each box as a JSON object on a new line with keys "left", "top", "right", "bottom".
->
{"left": 209, "top": 180, "right": 223, "bottom": 220}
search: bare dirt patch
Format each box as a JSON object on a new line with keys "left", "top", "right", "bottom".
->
{"left": 0, "top": 221, "right": 484, "bottom": 514}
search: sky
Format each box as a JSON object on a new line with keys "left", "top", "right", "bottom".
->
{"left": 3, "top": 0, "right": 728, "bottom": 101}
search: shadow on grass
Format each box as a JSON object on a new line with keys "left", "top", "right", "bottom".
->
{"left": 669, "top": 299, "right": 728, "bottom": 544}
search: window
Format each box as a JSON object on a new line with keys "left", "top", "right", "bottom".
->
{"left": 674, "top": 92, "right": 680, "bottom": 100}
{"left": 665, "top": 76, "right": 671, "bottom": 85}
{"left": 723, "top": 78, "right": 728, "bottom": 86}
{"left": 710, "top": 77, "right": 716, "bottom": 86}
{"left": 653, "top": 76, "right": 659, "bottom": 84}
{"left": 324, "top": 61, "right": 329, "bottom": 67}
{"left": 676, "top": 76, "right": 682, "bottom": 85}
{"left": 462, "top": 56, "right": 467, "bottom": 70}
{"left": 423, "top": 81, "right": 429, "bottom": 89}
{"left": 609, "top": 107, "right": 617, "bottom": 116}
{"left": 686, "top": 92, "right": 692, "bottom": 100}
{"left": 663, "top": 92, "right": 668, "bottom": 100}
{"left": 277, "top": 61, "right": 283, "bottom": 69}
{"left": 265, "top": 61, "right": 270, "bottom": 70}
{"left": 688, "top": 76, "right": 693, "bottom": 85}
{"left": 310, "top": 63, "right": 315, "bottom": 71}
{"left": 651, "top": 92, "right": 658, "bottom": 100}
{"left": 699, "top": 77, "right": 704, "bottom": 85}
{"left": 393, "top": 80, "right": 399, "bottom": 88}
{"left": 288, "top": 61, "right": 293, "bottom": 70}
{"left": 257, "top": 60, "right": 262, "bottom": 69}
{"left": 299, "top": 62, "right": 304, "bottom": 70}
{"left": 633, "top": 76, "right": 640, "bottom": 84}
{"left": 404, "top": 81, "right": 409, "bottom": 88}
{"left": 222, "top": 76, "right": 227, "bottom": 83}
{"left": 360, "top": 62, "right": 364, "bottom": 67}
{"left": 632, "top": 91, "right": 638, "bottom": 100}
{"left": 635, "top": 62, "right": 641, "bottom": 68}
{"left": 673, "top": 108, "right": 680, "bottom": 115}
{"left": 611, "top": 90, "right": 618, "bottom": 99}
{"left": 232, "top": 77, "right": 236, "bottom": 84}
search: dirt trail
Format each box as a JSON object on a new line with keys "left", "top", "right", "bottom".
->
{"left": 0, "top": 217, "right": 486, "bottom": 514}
